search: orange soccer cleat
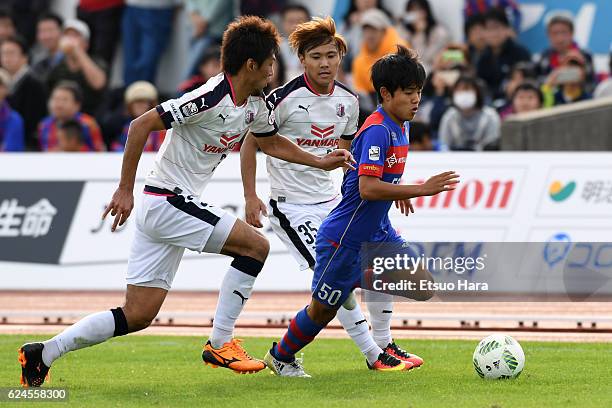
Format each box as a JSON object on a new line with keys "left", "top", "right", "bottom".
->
{"left": 202, "top": 339, "right": 265, "bottom": 374}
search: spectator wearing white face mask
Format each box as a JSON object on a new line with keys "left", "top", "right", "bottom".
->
{"left": 439, "top": 75, "right": 500, "bottom": 151}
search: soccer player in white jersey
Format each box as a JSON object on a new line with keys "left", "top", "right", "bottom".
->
{"left": 18, "top": 16, "right": 355, "bottom": 387}
{"left": 241, "top": 17, "right": 424, "bottom": 372}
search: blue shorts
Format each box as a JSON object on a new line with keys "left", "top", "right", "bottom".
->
{"left": 312, "top": 229, "right": 409, "bottom": 309}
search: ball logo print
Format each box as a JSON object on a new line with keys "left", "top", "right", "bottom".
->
{"left": 549, "top": 180, "right": 576, "bottom": 202}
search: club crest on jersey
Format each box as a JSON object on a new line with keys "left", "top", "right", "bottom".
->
{"left": 181, "top": 102, "right": 198, "bottom": 117}
{"left": 368, "top": 146, "right": 380, "bottom": 161}
{"left": 336, "top": 103, "right": 345, "bottom": 117}
{"left": 311, "top": 124, "right": 334, "bottom": 139}
{"left": 245, "top": 110, "right": 255, "bottom": 124}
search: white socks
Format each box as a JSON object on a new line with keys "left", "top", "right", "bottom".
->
{"left": 209, "top": 267, "right": 256, "bottom": 348}
{"left": 365, "top": 291, "right": 394, "bottom": 348}
{"left": 336, "top": 304, "right": 382, "bottom": 365}
{"left": 42, "top": 311, "right": 116, "bottom": 367}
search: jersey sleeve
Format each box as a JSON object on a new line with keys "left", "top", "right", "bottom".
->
{"left": 356, "top": 125, "right": 390, "bottom": 178}
{"left": 155, "top": 86, "right": 214, "bottom": 129}
{"left": 341, "top": 99, "right": 359, "bottom": 140}
{"left": 250, "top": 96, "right": 278, "bottom": 137}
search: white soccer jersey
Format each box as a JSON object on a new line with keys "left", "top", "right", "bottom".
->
{"left": 147, "top": 72, "right": 276, "bottom": 196}
{"left": 265, "top": 74, "right": 359, "bottom": 204}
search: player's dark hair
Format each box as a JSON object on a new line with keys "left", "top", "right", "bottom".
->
{"left": 53, "top": 80, "right": 83, "bottom": 104}
{"left": 60, "top": 119, "right": 84, "bottom": 140}
{"left": 1, "top": 36, "right": 28, "bottom": 57}
{"left": 288, "top": 16, "right": 347, "bottom": 57}
{"left": 512, "top": 81, "right": 543, "bottom": 106}
{"left": 484, "top": 7, "right": 510, "bottom": 28}
{"left": 221, "top": 15, "right": 281, "bottom": 76}
{"left": 38, "top": 12, "right": 63, "bottom": 28}
{"left": 452, "top": 75, "right": 486, "bottom": 109}
{"left": 371, "top": 45, "right": 425, "bottom": 102}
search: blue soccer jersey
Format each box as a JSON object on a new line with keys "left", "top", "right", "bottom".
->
{"left": 311, "top": 107, "right": 410, "bottom": 308}
{"left": 318, "top": 106, "right": 409, "bottom": 250}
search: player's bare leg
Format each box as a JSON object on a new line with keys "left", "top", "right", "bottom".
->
{"left": 202, "top": 219, "right": 269, "bottom": 374}
{"left": 19, "top": 285, "right": 167, "bottom": 387}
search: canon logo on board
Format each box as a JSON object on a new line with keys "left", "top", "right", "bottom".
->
{"left": 412, "top": 179, "right": 515, "bottom": 210}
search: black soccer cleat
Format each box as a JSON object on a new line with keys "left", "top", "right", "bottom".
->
{"left": 18, "top": 343, "right": 50, "bottom": 387}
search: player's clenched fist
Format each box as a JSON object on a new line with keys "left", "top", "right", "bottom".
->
{"left": 420, "top": 171, "right": 460, "bottom": 196}
{"left": 317, "top": 149, "right": 356, "bottom": 171}
{"left": 102, "top": 187, "right": 134, "bottom": 232}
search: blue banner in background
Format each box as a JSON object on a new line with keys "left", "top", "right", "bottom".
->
{"left": 518, "top": 0, "right": 612, "bottom": 54}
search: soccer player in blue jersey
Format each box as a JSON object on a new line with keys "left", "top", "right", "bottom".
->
{"left": 264, "top": 45, "right": 460, "bottom": 377}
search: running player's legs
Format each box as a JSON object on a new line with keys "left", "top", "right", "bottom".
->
{"left": 363, "top": 231, "right": 429, "bottom": 367}
{"left": 266, "top": 238, "right": 406, "bottom": 374}
{"left": 267, "top": 199, "right": 383, "bottom": 363}
{"left": 201, "top": 212, "right": 271, "bottom": 373}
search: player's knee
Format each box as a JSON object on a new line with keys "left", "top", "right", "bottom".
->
{"left": 411, "top": 268, "right": 435, "bottom": 301}
{"left": 240, "top": 234, "right": 269, "bottom": 261}
{"left": 341, "top": 292, "right": 357, "bottom": 310}
{"left": 307, "top": 300, "right": 337, "bottom": 326}
{"left": 123, "top": 306, "right": 157, "bottom": 332}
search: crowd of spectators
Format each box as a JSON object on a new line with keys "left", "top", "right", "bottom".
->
{"left": 0, "top": 0, "right": 611, "bottom": 153}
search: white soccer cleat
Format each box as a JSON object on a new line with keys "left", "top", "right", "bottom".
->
{"left": 264, "top": 345, "right": 311, "bottom": 378}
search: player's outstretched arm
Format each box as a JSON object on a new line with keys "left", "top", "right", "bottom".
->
{"left": 359, "top": 171, "right": 460, "bottom": 201}
{"left": 240, "top": 133, "right": 267, "bottom": 228}
{"left": 255, "top": 133, "right": 355, "bottom": 171}
{"left": 102, "top": 108, "right": 164, "bottom": 232}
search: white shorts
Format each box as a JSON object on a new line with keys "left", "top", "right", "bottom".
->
{"left": 126, "top": 186, "right": 236, "bottom": 290}
{"left": 267, "top": 196, "right": 341, "bottom": 271}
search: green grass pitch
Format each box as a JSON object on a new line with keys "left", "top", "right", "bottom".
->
{"left": 1, "top": 334, "right": 611, "bottom": 407}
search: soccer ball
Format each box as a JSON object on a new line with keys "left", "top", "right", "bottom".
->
{"left": 473, "top": 334, "right": 525, "bottom": 379}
